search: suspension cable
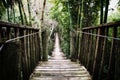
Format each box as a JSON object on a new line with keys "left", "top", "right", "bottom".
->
{"left": 0, "top": 32, "right": 39, "bottom": 51}
{"left": 79, "top": 31, "right": 120, "bottom": 40}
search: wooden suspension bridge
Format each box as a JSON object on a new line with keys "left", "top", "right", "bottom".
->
{"left": 0, "top": 21, "right": 120, "bottom": 80}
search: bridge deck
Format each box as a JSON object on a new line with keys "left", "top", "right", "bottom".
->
{"left": 30, "top": 33, "right": 92, "bottom": 80}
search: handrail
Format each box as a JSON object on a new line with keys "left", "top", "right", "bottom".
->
{"left": 0, "top": 21, "right": 41, "bottom": 80}
{"left": 0, "top": 21, "right": 39, "bottom": 30}
{"left": 79, "top": 22, "right": 120, "bottom": 80}
{"left": 0, "top": 32, "right": 39, "bottom": 51}
{"left": 79, "top": 31, "right": 120, "bottom": 40}
{"left": 82, "top": 21, "right": 120, "bottom": 30}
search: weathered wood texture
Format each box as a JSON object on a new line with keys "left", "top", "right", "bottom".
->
{"left": 42, "top": 30, "right": 48, "bottom": 61}
{"left": 70, "top": 31, "right": 76, "bottom": 61}
{"left": 30, "top": 33, "right": 92, "bottom": 80}
{"left": 0, "top": 21, "right": 41, "bottom": 80}
{"left": 79, "top": 21, "right": 120, "bottom": 80}
{"left": 0, "top": 42, "right": 21, "bottom": 80}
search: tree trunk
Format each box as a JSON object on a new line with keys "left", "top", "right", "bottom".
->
{"left": 20, "top": 0, "right": 28, "bottom": 25}
{"left": 70, "top": 31, "right": 76, "bottom": 61}
{"left": 42, "top": 30, "right": 48, "bottom": 61}
{"left": 100, "top": 0, "right": 104, "bottom": 24}
{"left": 41, "top": 0, "right": 47, "bottom": 25}
{"left": 6, "top": 1, "right": 10, "bottom": 22}
{"left": 18, "top": 0, "right": 24, "bottom": 24}
{"left": 27, "top": 0, "right": 32, "bottom": 26}
{"left": 104, "top": 0, "right": 109, "bottom": 23}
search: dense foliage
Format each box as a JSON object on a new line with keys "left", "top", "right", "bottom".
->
{"left": 0, "top": 0, "right": 120, "bottom": 58}
{"left": 49, "top": 0, "right": 107, "bottom": 57}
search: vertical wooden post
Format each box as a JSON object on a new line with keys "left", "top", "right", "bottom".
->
{"left": 84, "top": 30, "right": 90, "bottom": 67}
{"left": 29, "top": 29, "right": 32, "bottom": 73}
{"left": 108, "top": 27, "right": 117, "bottom": 80}
{"left": 70, "top": 31, "right": 76, "bottom": 61}
{"left": 86, "top": 30, "right": 92, "bottom": 69}
{"left": 42, "top": 30, "right": 48, "bottom": 61}
{"left": 77, "top": 31, "right": 81, "bottom": 61}
{"left": 32, "top": 30, "right": 35, "bottom": 67}
{"left": 98, "top": 27, "right": 108, "bottom": 80}
{"left": 19, "top": 29, "right": 29, "bottom": 80}
{"left": 15, "top": 28, "right": 19, "bottom": 38}
{"left": 79, "top": 32, "right": 85, "bottom": 64}
{"left": 6, "top": 28, "right": 11, "bottom": 40}
{"left": 87, "top": 29, "right": 94, "bottom": 74}
{"left": 114, "top": 39, "right": 120, "bottom": 80}
{"left": 34, "top": 30, "right": 37, "bottom": 64}
{"left": 0, "top": 27, "right": 2, "bottom": 42}
{"left": 35, "top": 31, "right": 40, "bottom": 62}
{"left": 92, "top": 27, "right": 105, "bottom": 80}
{"left": 74, "top": 30, "right": 79, "bottom": 61}
{"left": 27, "top": 29, "right": 31, "bottom": 75}
{"left": 82, "top": 31, "right": 88, "bottom": 65}
{"left": 31, "top": 29, "right": 34, "bottom": 71}
{"left": 37, "top": 31, "right": 41, "bottom": 61}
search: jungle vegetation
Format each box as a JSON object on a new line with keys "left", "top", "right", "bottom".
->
{"left": 0, "top": 0, "right": 120, "bottom": 59}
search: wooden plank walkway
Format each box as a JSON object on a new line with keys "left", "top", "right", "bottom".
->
{"left": 29, "top": 33, "right": 92, "bottom": 80}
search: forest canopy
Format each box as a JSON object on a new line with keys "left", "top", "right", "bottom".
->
{"left": 0, "top": 0, "right": 120, "bottom": 55}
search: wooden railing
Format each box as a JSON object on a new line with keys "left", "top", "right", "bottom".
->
{"left": 79, "top": 21, "right": 120, "bottom": 80}
{"left": 0, "top": 21, "right": 41, "bottom": 80}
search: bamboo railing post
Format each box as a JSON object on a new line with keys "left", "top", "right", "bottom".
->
{"left": 42, "top": 30, "right": 48, "bottom": 61}
{"left": 36, "top": 31, "right": 40, "bottom": 62}
{"left": 6, "top": 28, "right": 11, "bottom": 40}
{"left": 114, "top": 39, "right": 120, "bottom": 80}
{"left": 98, "top": 27, "right": 108, "bottom": 80}
{"left": 31, "top": 30, "right": 34, "bottom": 68}
{"left": 30, "top": 29, "right": 34, "bottom": 71}
{"left": 0, "top": 27, "right": 2, "bottom": 42}
{"left": 84, "top": 30, "right": 90, "bottom": 67}
{"left": 79, "top": 31, "right": 85, "bottom": 64}
{"left": 34, "top": 30, "right": 37, "bottom": 64}
{"left": 86, "top": 30, "right": 92, "bottom": 69}
{"left": 20, "top": 28, "right": 28, "bottom": 80}
{"left": 29, "top": 29, "right": 32, "bottom": 73}
{"left": 32, "top": 30, "right": 36, "bottom": 68}
{"left": 26, "top": 29, "right": 30, "bottom": 75}
{"left": 108, "top": 27, "right": 117, "bottom": 80}
{"left": 70, "top": 31, "right": 76, "bottom": 61}
{"left": 15, "top": 28, "right": 19, "bottom": 38}
{"left": 87, "top": 29, "right": 95, "bottom": 74}
{"left": 37, "top": 31, "right": 41, "bottom": 61}
{"left": 92, "top": 27, "right": 105, "bottom": 80}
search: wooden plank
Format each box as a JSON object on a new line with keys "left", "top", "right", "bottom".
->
{"left": 30, "top": 33, "right": 91, "bottom": 80}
